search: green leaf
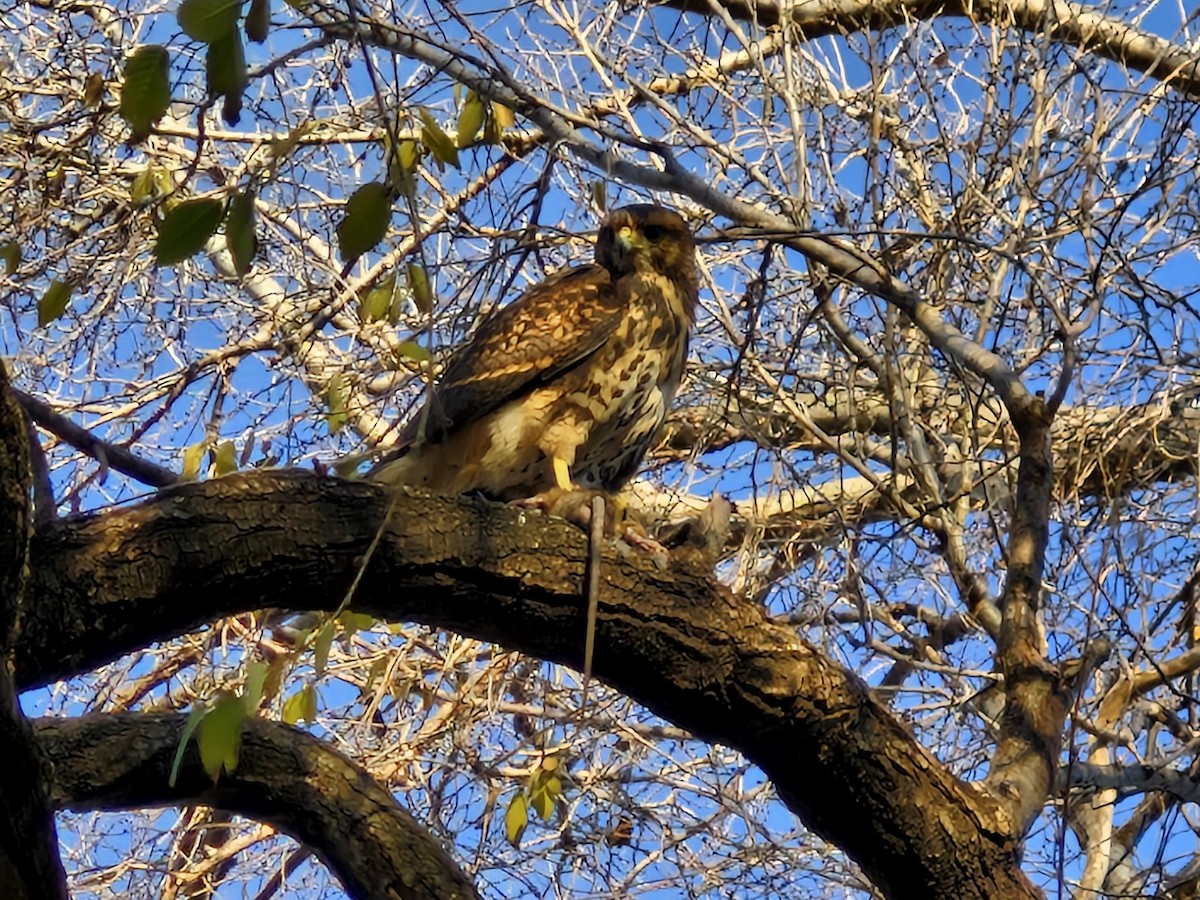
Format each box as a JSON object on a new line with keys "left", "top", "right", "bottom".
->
{"left": 282, "top": 684, "right": 316, "bottom": 724}
{"left": 406, "top": 262, "right": 432, "bottom": 314}
{"left": 313, "top": 619, "right": 334, "bottom": 675}
{"left": 121, "top": 45, "right": 171, "bottom": 142}
{"left": 244, "top": 659, "right": 269, "bottom": 712}
{"left": 206, "top": 28, "right": 247, "bottom": 126}
{"left": 0, "top": 242, "right": 20, "bottom": 276}
{"left": 338, "top": 611, "right": 374, "bottom": 634}
{"left": 456, "top": 91, "right": 485, "bottom": 148}
{"left": 225, "top": 189, "right": 257, "bottom": 276}
{"left": 38, "top": 280, "right": 72, "bottom": 327}
{"left": 214, "top": 439, "right": 237, "bottom": 475}
{"left": 182, "top": 440, "right": 208, "bottom": 480}
{"left": 361, "top": 272, "right": 397, "bottom": 323}
{"left": 245, "top": 0, "right": 269, "bottom": 42}
{"left": 197, "top": 693, "right": 244, "bottom": 781}
{"left": 178, "top": 0, "right": 241, "bottom": 42}
{"left": 323, "top": 371, "right": 348, "bottom": 435}
{"left": 419, "top": 109, "right": 459, "bottom": 170}
{"left": 169, "top": 705, "right": 210, "bottom": 788}
{"left": 336, "top": 182, "right": 391, "bottom": 264}
{"left": 395, "top": 340, "right": 430, "bottom": 364}
{"left": 130, "top": 167, "right": 161, "bottom": 206}
{"left": 157, "top": 197, "right": 225, "bottom": 266}
{"left": 505, "top": 793, "right": 528, "bottom": 846}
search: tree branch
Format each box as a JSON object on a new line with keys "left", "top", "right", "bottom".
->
{"left": 0, "top": 364, "right": 67, "bottom": 899}
{"left": 662, "top": 0, "right": 1200, "bottom": 99}
{"left": 20, "top": 471, "right": 1038, "bottom": 898}
{"left": 36, "top": 712, "right": 480, "bottom": 900}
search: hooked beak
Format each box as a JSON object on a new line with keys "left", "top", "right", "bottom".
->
{"left": 610, "top": 225, "right": 644, "bottom": 271}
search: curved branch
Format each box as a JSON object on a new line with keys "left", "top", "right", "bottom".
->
{"left": 20, "top": 471, "right": 1036, "bottom": 898}
{"left": 37, "top": 712, "right": 480, "bottom": 900}
{"left": 663, "top": 0, "right": 1200, "bottom": 99}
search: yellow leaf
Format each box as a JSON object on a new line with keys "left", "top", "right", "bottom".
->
{"left": 281, "top": 684, "right": 317, "bottom": 724}
{"left": 213, "top": 439, "right": 237, "bottom": 475}
{"left": 530, "top": 774, "right": 561, "bottom": 820}
{"left": 196, "top": 693, "right": 244, "bottom": 781}
{"left": 491, "top": 102, "right": 515, "bottom": 130}
{"left": 419, "top": 109, "right": 459, "bottom": 170}
{"left": 398, "top": 140, "right": 420, "bottom": 171}
{"left": 182, "top": 441, "right": 208, "bottom": 480}
{"left": 504, "top": 793, "right": 528, "bottom": 846}
{"left": 456, "top": 91, "right": 485, "bottom": 148}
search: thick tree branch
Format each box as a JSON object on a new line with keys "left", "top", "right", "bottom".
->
{"left": 0, "top": 363, "right": 67, "bottom": 899}
{"left": 19, "top": 472, "right": 1038, "bottom": 898}
{"left": 35, "top": 712, "right": 479, "bottom": 900}
{"left": 985, "top": 406, "right": 1065, "bottom": 836}
{"left": 663, "top": 0, "right": 1200, "bottom": 99}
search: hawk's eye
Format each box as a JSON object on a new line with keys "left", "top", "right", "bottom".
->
{"left": 643, "top": 224, "right": 666, "bottom": 241}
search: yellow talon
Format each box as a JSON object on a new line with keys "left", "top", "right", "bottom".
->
{"left": 553, "top": 456, "right": 573, "bottom": 491}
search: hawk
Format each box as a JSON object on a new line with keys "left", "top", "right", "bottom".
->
{"left": 370, "top": 204, "right": 698, "bottom": 505}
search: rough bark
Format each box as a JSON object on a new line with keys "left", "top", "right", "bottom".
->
{"left": 19, "top": 472, "right": 1041, "bottom": 898}
{"left": 36, "top": 713, "right": 479, "bottom": 900}
{"left": 985, "top": 405, "right": 1067, "bottom": 835}
{"left": 0, "top": 361, "right": 67, "bottom": 899}
{"left": 662, "top": 0, "right": 1200, "bottom": 99}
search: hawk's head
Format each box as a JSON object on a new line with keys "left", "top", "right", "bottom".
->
{"left": 595, "top": 205, "right": 695, "bottom": 282}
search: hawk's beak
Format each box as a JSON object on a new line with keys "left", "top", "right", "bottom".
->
{"left": 611, "top": 226, "right": 644, "bottom": 270}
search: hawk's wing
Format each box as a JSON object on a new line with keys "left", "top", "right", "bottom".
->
{"left": 406, "top": 263, "right": 622, "bottom": 445}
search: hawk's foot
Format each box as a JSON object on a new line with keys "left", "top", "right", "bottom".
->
{"left": 514, "top": 489, "right": 668, "bottom": 566}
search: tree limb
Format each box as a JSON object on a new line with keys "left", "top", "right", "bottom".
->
{"left": 36, "top": 712, "right": 480, "bottom": 900}
{"left": 0, "top": 363, "right": 67, "bottom": 899}
{"left": 662, "top": 0, "right": 1200, "bottom": 99}
{"left": 20, "top": 471, "right": 1038, "bottom": 898}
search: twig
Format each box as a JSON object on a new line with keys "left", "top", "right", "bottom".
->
{"left": 14, "top": 390, "right": 179, "bottom": 488}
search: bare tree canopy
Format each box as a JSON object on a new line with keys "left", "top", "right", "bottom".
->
{"left": 3, "top": 0, "right": 1200, "bottom": 897}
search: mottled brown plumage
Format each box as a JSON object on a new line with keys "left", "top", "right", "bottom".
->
{"left": 369, "top": 204, "right": 698, "bottom": 500}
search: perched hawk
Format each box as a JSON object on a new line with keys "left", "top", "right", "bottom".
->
{"left": 370, "top": 204, "right": 698, "bottom": 503}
